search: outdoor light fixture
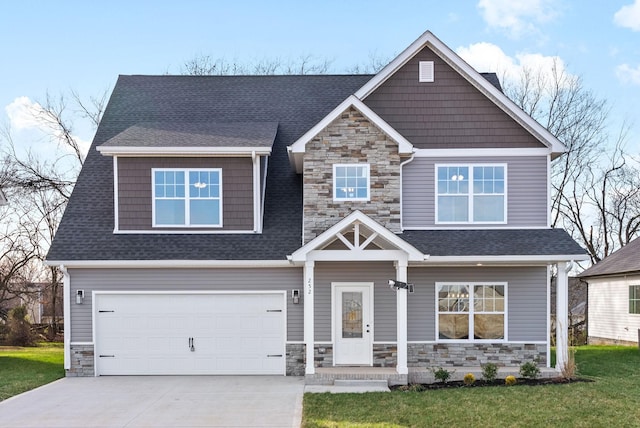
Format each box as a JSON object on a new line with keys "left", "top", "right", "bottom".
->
{"left": 291, "top": 289, "right": 300, "bottom": 304}
{"left": 388, "top": 280, "right": 414, "bottom": 293}
{"left": 76, "top": 289, "right": 85, "bottom": 304}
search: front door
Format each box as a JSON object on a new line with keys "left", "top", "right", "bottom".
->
{"left": 333, "top": 283, "right": 373, "bottom": 366}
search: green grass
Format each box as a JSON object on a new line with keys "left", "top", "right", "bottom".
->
{"left": 303, "top": 346, "right": 640, "bottom": 427}
{"left": 0, "top": 342, "right": 64, "bottom": 401}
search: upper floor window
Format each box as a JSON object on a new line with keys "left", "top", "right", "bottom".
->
{"left": 630, "top": 285, "right": 640, "bottom": 314}
{"left": 333, "top": 164, "right": 370, "bottom": 201}
{"left": 437, "top": 282, "right": 506, "bottom": 341}
{"left": 153, "top": 168, "right": 222, "bottom": 227}
{"left": 436, "top": 164, "right": 506, "bottom": 223}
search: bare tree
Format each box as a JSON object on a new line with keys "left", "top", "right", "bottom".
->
{"left": 503, "top": 60, "right": 640, "bottom": 263}
{"left": 0, "top": 89, "right": 107, "bottom": 335}
{"left": 181, "top": 54, "right": 333, "bottom": 76}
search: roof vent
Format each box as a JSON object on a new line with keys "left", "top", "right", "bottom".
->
{"left": 419, "top": 61, "right": 434, "bottom": 83}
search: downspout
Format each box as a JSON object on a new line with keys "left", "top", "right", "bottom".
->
{"left": 399, "top": 152, "right": 416, "bottom": 231}
{"left": 60, "top": 265, "right": 71, "bottom": 371}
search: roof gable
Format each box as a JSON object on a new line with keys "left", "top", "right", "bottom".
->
{"left": 356, "top": 31, "right": 566, "bottom": 155}
{"left": 288, "top": 210, "right": 424, "bottom": 263}
{"left": 287, "top": 95, "right": 414, "bottom": 172}
{"left": 579, "top": 238, "right": 640, "bottom": 278}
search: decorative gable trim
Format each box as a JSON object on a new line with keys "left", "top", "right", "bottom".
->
{"left": 288, "top": 210, "right": 425, "bottom": 263}
{"left": 355, "top": 31, "right": 566, "bottom": 156}
{"left": 287, "top": 95, "right": 414, "bottom": 173}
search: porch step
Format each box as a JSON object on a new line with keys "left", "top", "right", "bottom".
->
{"left": 305, "top": 379, "right": 390, "bottom": 393}
{"left": 333, "top": 379, "right": 389, "bottom": 388}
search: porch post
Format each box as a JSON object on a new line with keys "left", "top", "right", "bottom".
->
{"left": 396, "top": 258, "right": 408, "bottom": 375}
{"left": 304, "top": 260, "right": 315, "bottom": 375}
{"left": 555, "top": 261, "right": 569, "bottom": 372}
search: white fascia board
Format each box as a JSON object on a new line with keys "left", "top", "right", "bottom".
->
{"left": 354, "top": 30, "right": 566, "bottom": 155}
{"left": 418, "top": 254, "right": 590, "bottom": 266}
{"left": 288, "top": 210, "right": 424, "bottom": 263}
{"left": 44, "top": 259, "right": 293, "bottom": 268}
{"left": 413, "top": 147, "right": 551, "bottom": 158}
{"left": 97, "top": 146, "right": 272, "bottom": 157}
{"left": 287, "top": 95, "right": 414, "bottom": 173}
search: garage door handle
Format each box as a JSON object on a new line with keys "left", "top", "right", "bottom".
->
{"left": 99, "top": 355, "right": 115, "bottom": 358}
{"left": 266, "top": 309, "right": 282, "bottom": 312}
{"left": 267, "top": 354, "right": 283, "bottom": 358}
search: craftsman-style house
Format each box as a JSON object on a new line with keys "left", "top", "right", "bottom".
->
{"left": 47, "top": 31, "right": 587, "bottom": 383}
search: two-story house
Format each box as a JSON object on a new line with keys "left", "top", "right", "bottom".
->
{"left": 47, "top": 31, "right": 587, "bottom": 383}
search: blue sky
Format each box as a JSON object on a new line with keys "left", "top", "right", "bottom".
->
{"left": 1, "top": 0, "right": 639, "bottom": 152}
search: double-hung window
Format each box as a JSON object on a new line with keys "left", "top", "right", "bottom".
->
{"left": 630, "top": 285, "right": 640, "bottom": 314}
{"left": 437, "top": 282, "right": 506, "bottom": 340}
{"left": 153, "top": 168, "right": 222, "bottom": 227}
{"left": 436, "top": 164, "right": 506, "bottom": 223}
{"left": 333, "top": 164, "right": 370, "bottom": 201}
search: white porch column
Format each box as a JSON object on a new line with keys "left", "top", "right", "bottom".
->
{"left": 304, "top": 260, "right": 315, "bottom": 375}
{"left": 396, "top": 258, "right": 408, "bottom": 375}
{"left": 555, "top": 261, "right": 569, "bottom": 372}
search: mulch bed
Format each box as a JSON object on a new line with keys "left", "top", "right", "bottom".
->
{"left": 392, "top": 377, "right": 593, "bottom": 390}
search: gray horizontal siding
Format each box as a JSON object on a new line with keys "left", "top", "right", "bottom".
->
{"left": 403, "top": 156, "right": 548, "bottom": 228}
{"left": 69, "top": 267, "right": 302, "bottom": 343}
{"left": 117, "top": 157, "right": 254, "bottom": 231}
{"left": 407, "top": 266, "right": 548, "bottom": 341}
{"left": 313, "top": 262, "right": 397, "bottom": 342}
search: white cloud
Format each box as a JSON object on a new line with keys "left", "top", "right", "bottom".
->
{"left": 616, "top": 63, "right": 640, "bottom": 85}
{"left": 5, "top": 96, "right": 43, "bottom": 130}
{"left": 477, "top": 0, "right": 558, "bottom": 38}
{"left": 614, "top": 0, "right": 640, "bottom": 31}
{"left": 456, "top": 42, "right": 570, "bottom": 86}
{"left": 5, "top": 96, "right": 91, "bottom": 158}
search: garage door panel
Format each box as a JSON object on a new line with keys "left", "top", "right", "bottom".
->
{"left": 95, "top": 293, "right": 285, "bottom": 375}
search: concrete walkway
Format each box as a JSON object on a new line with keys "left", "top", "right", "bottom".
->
{"left": 0, "top": 376, "right": 304, "bottom": 428}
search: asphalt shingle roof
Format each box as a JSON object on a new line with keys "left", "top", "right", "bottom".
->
{"left": 99, "top": 121, "right": 279, "bottom": 149}
{"left": 578, "top": 237, "right": 640, "bottom": 278}
{"left": 47, "top": 74, "right": 585, "bottom": 262}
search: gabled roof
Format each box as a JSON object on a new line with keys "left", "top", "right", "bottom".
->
{"left": 288, "top": 210, "right": 424, "bottom": 263}
{"left": 97, "top": 121, "right": 278, "bottom": 156}
{"left": 287, "top": 95, "right": 414, "bottom": 172}
{"left": 578, "top": 238, "right": 640, "bottom": 278}
{"left": 356, "top": 30, "right": 567, "bottom": 156}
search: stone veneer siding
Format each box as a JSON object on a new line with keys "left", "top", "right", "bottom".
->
{"left": 67, "top": 344, "right": 95, "bottom": 377}
{"left": 286, "top": 344, "right": 306, "bottom": 376}
{"left": 408, "top": 343, "right": 547, "bottom": 367}
{"left": 303, "top": 106, "right": 402, "bottom": 243}
{"left": 313, "top": 344, "right": 334, "bottom": 368}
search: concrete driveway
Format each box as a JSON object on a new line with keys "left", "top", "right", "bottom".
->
{"left": 0, "top": 376, "right": 304, "bottom": 428}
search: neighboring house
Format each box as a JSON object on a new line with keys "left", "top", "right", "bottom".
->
{"left": 46, "top": 31, "right": 587, "bottom": 381}
{"left": 579, "top": 238, "right": 640, "bottom": 345}
{"left": 550, "top": 277, "right": 587, "bottom": 345}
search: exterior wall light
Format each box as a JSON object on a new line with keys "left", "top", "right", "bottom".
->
{"left": 388, "top": 280, "right": 414, "bottom": 293}
{"left": 291, "top": 289, "right": 300, "bottom": 304}
{"left": 76, "top": 289, "right": 84, "bottom": 304}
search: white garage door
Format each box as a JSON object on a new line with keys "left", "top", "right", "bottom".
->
{"left": 94, "top": 292, "right": 285, "bottom": 375}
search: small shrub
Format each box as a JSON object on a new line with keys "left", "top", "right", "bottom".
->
{"left": 481, "top": 362, "right": 498, "bottom": 382}
{"left": 560, "top": 348, "right": 578, "bottom": 379}
{"left": 7, "top": 306, "right": 36, "bottom": 347}
{"left": 463, "top": 373, "right": 475, "bottom": 385}
{"left": 505, "top": 375, "right": 517, "bottom": 386}
{"left": 407, "top": 383, "right": 425, "bottom": 392}
{"left": 431, "top": 367, "right": 454, "bottom": 383}
{"left": 519, "top": 361, "right": 540, "bottom": 379}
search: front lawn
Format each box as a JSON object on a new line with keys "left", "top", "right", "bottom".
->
{"left": 0, "top": 342, "right": 64, "bottom": 401}
{"left": 303, "top": 346, "right": 640, "bottom": 427}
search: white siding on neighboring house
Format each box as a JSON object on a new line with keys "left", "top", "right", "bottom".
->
{"left": 588, "top": 274, "right": 640, "bottom": 344}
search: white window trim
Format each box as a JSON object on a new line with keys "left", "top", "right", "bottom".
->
{"left": 435, "top": 281, "right": 508, "bottom": 342}
{"left": 435, "top": 163, "right": 508, "bottom": 224}
{"left": 332, "top": 163, "right": 371, "bottom": 202}
{"left": 152, "top": 168, "right": 223, "bottom": 228}
{"left": 630, "top": 285, "right": 640, "bottom": 315}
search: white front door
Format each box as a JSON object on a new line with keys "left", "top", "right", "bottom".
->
{"left": 333, "top": 283, "right": 373, "bottom": 366}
